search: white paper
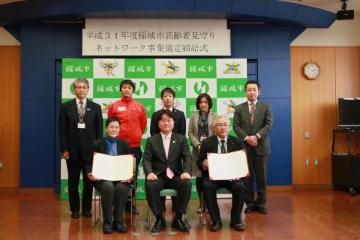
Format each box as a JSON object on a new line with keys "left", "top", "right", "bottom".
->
{"left": 208, "top": 150, "right": 249, "bottom": 180}
{"left": 92, "top": 152, "right": 134, "bottom": 181}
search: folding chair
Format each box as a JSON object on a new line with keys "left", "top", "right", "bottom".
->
{"left": 145, "top": 188, "right": 177, "bottom": 229}
{"left": 92, "top": 188, "right": 102, "bottom": 227}
{"left": 200, "top": 187, "right": 246, "bottom": 225}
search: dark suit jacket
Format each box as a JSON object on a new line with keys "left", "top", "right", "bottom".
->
{"left": 142, "top": 133, "right": 192, "bottom": 176}
{"left": 197, "top": 135, "right": 245, "bottom": 177}
{"left": 86, "top": 138, "right": 131, "bottom": 175}
{"left": 150, "top": 108, "right": 186, "bottom": 136}
{"left": 59, "top": 99, "right": 103, "bottom": 161}
{"left": 233, "top": 101, "right": 273, "bottom": 156}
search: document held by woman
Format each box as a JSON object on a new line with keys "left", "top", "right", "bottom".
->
{"left": 92, "top": 153, "right": 134, "bottom": 181}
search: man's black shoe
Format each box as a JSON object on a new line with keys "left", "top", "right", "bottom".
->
{"left": 71, "top": 211, "right": 80, "bottom": 219}
{"left": 257, "top": 206, "right": 267, "bottom": 214}
{"left": 245, "top": 206, "right": 254, "bottom": 213}
{"left": 171, "top": 215, "right": 191, "bottom": 232}
{"left": 82, "top": 211, "right": 92, "bottom": 218}
{"left": 230, "top": 222, "right": 245, "bottom": 231}
{"left": 209, "top": 219, "right": 222, "bottom": 231}
{"left": 151, "top": 218, "right": 166, "bottom": 233}
{"left": 113, "top": 222, "right": 127, "bottom": 233}
{"left": 103, "top": 222, "right": 113, "bottom": 234}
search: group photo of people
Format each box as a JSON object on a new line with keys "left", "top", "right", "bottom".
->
{"left": 59, "top": 77, "right": 273, "bottom": 234}
{"left": 2, "top": 1, "right": 360, "bottom": 239}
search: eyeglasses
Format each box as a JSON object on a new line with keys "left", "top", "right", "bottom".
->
{"left": 215, "top": 123, "right": 230, "bottom": 127}
{"left": 74, "top": 86, "right": 88, "bottom": 89}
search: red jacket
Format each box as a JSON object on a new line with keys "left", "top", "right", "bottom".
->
{"left": 107, "top": 97, "right": 147, "bottom": 148}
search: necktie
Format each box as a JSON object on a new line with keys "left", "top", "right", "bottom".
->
{"left": 250, "top": 102, "right": 256, "bottom": 124}
{"left": 164, "top": 136, "right": 170, "bottom": 158}
{"left": 220, "top": 140, "right": 226, "bottom": 153}
{"left": 164, "top": 136, "right": 174, "bottom": 179}
{"left": 78, "top": 101, "right": 85, "bottom": 123}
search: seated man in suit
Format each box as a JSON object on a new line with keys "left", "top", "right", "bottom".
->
{"left": 149, "top": 87, "right": 186, "bottom": 212}
{"left": 198, "top": 115, "right": 247, "bottom": 232}
{"left": 143, "top": 109, "right": 192, "bottom": 233}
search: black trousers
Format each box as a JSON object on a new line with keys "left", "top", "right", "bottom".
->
{"left": 203, "top": 178, "right": 246, "bottom": 224}
{"left": 245, "top": 147, "right": 268, "bottom": 208}
{"left": 66, "top": 157, "right": 92, "bottom": 213}
{"left": 145, "top": 175, "right": 191, "bottom": 215}
{"left": 93, "top": 180, "right": 130, "bottom": 224}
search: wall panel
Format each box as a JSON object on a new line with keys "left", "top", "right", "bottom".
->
{"left": 0, "top": 46, "right": 20, "bottom": 187}
{"left": 291, "top": 46, "right": 360, "bottom": 185}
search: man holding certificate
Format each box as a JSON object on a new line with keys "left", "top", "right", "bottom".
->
{"left": 143, "top": 109, "right": 192, "bottom": 234}
{"left": 198, "top": 115, "right": 247, "bottom": 232}
{"left": 87, "top": 118, "right": 133, "bottom": 234}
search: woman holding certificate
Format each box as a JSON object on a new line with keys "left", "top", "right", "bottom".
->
{"left": 188, "top": 93, "right": 217, "bottom": 213}
{"left": 87, "top": 118, "right": 132, "bottom": 234}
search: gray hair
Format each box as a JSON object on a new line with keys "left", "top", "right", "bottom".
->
{"left": 212, "top": 115, "right": 230, "bottom": 128}
{"left": 73, "top": 78, "right": 89, "bottom": 88}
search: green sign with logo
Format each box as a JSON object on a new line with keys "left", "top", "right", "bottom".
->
{"left": 61, "top": 58, "right": 247, "bottom": 200}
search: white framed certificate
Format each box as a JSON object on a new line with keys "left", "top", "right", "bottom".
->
{"left": 208, "top": 150, "right": 249, "bottom": 180}
{"left": 92, "top": 152, "right": 134, "bottom": 181}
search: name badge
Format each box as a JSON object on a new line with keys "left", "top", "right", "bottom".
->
{"left": 78, "top": 123, "right": 86, "bottom": 129}
{"left": 117, "top": 106, "right": 126, "bottom": 112}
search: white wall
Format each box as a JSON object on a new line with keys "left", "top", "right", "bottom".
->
{"left": 291, "top": 13, "right": 360, "bottom": 46}
{"left": 0, "top": 26, "right": 20, "bottom": 45}
{"left": 290, "top": 0, "right": 360, "bottom": 46}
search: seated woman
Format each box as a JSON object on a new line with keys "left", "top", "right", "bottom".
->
{"left": 87, "top": 118, "right": 133, "bottom": 234}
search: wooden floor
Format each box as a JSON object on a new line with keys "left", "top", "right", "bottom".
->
{"left": 1, "top": 189, "right": 360, "bottom": 240}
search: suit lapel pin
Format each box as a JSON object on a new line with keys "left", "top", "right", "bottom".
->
{"left": 172, "top": 140, "right": 176, "bottom": 144}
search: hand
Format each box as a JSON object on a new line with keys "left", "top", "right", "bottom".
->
{"left": 203, "top": 159, "right": 208, "bottom": 170}
{"left": 147, "top": 173, "right": 158, "bottom": 181}
{"left": 180, "top": 172, "right": 191, "bottom": 180}
{"left": 121, "top": 176, "right": 134, "bottom": 183}
{"left": 87, "top": 173, "right": 98, "bottom": 181}
{"left": 63, "top": 151, "right": 69, "bottom": 160}
{"left": 246, "top": 136, "right": 258, "bottom": 147}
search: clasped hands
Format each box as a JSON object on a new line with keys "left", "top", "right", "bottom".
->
{"left": 246, "top": 135, "right": 258, "bottom": 147}
{"left": 146, "top": 172, "right": 191, "bottom": 181}
{"left": 87, "top": 173, "right": 134, "bottom": 183}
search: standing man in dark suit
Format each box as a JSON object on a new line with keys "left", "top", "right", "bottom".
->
{"left": 143, "top": 109, "right": 192, "bottom": 233}
{"left": 59, "top": 78, "right": 103, "bottom": 219}
{"left": 198, "top": 115, "right": 247, "bottom": 231}
{"left": 150, "top": 87, "right": 186, "bottom": 136}
{"left": 233, "top": 80, "right": 273, "bottom": 214}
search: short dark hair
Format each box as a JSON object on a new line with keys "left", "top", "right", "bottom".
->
{"left": 120, "top": 79, "right": 135, "bottom": 92}
{"left": 157, "top": 109, "right": 176, "bottom": 123}
{"left": 105, "top": 118, "right": 120, "bottom": 127}
{"left": 196, "top": 93, "right": 213, "bottom": 111}
{"left": 245, "top": 80, "right": 260, "bottom": 90}
{"left": 160, "top": 87, "right": 176, "bottom": 98}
